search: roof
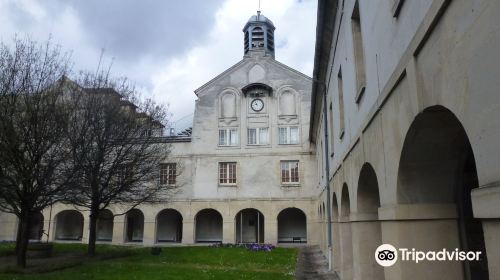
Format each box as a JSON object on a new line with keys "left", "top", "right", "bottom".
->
{"left": 243, "top": 12, "right": 275, "bottom": 31}
{"left": 309, "top": 0, "right": 339, "bottom": 143}
{"left": 194, "top": 58, "right": 311, "bottom": 95}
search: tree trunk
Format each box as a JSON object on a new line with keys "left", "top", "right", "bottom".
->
{"left": 15, "top": 217, "right": 22, "bottom": 255}
{"left": 87, "top": 208, "right": 98, "bottom": 257}
{"left": 16, "top": 210, "right": 31, "bottom": 268}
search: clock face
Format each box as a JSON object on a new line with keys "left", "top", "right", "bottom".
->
{"left": 251, "top": 98, "right": 264, "bottom": 112}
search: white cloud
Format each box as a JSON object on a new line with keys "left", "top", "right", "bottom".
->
{"left": 151, "top": 0, "right": 317, "bottom": 123}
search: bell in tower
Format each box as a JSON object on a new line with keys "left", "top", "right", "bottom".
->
{"left": 243, "top": 11, "right": 275, "bottom": 58}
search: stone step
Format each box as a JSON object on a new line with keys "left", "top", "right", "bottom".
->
{"left": 295, "top": 246, "right": 339, "bottom": 280}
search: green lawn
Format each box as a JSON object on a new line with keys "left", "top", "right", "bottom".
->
{"left": 0, "top": 243, "right": 297, "bottom": 280}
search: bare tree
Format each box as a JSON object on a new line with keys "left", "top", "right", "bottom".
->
{"left": 0, "top": 37, "right": 75, "bottom": 267}
{"left": 65, "top": 70, "right": 174, "bottom": 257}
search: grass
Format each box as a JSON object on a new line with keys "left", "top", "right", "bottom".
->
{"left": 0, "top": 243, "right": 298, "bottom": 280}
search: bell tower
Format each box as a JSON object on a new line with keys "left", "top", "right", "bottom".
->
{"left": 243, "top": 11, "right": 276, "bottom": 58}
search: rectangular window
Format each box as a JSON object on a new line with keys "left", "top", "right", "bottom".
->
{"left": 281, "top": 161, "right": 299, "bottom": 184}
{"left": 278, "top": 126, "right": 299, "bottom": 145}
{"left": 218, "top": 128, "right": 238, "bottom": 146}
{"left": 219, "top": 162, "right": 237, "bottom": 185}
{"left": 160, "top": 163, "right": 176, "bottom": 185}
{"left": 248, "top": 127, "right": 269, "bottom": 145}
{"left": 338, "top": 68, "right": 345, "bottom": 139}
{"left": 351, "top": 0, "right": 366, "bottom": 103}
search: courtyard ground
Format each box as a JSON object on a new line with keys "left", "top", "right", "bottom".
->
{"left": 0, "top": 243, "right": 297, "bottom": 280}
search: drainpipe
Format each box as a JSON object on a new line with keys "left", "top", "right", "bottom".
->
{"left": 322, "top": 83, "right": 333, "bottom": 270}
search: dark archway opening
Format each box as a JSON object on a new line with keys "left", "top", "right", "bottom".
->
{"left": 195, "top": 209, "right": 222, "bottom": 243}
{"left": 28, "top": 212, "right": 44, "bottom": 241}
{"left": 235, "top": 208, "right": 264, "bottom": 243}
{"left": 156, "top": 209, "right": 183, "bottom": 243}
{"left": 55, "top": 210, "right": 83, "bottom": 241}
{"left": 96, "top": 209, "right": 114, "bottom": 242}
{"left": 125, "top": 209, "right": 144, "bottom": 243}
{"left": 277, "top": 208, "right": 307, "bottom": 243}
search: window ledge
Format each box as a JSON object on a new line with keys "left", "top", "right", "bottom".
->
{"left": 281, "top": 184, "right": 300, "bottom": 188}
{"left": 218, "top": 184, "right": 237, "bottom": 188}
{"left": 216, "top": 146, "right": 240, "bottom": 150}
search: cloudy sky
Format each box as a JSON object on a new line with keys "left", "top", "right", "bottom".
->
{"left": 0, "top": 0, "right": 317, "bottom": 125}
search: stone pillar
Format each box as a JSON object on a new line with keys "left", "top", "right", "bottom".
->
{"left": 472, "top": 184, "right": 500, "bottom": 279}
{"left": 379, "top": 204, "right": 463, "bottom": 280}
{"left": 339, "top": 218, "right": 353, "bottom": 280}
{"left": 482, "top": 220, "right": 500, "bottom": 279}
{"left": 223, "top": 217, "right": 235, "bottom": 243}
{"left": 350, "top": 214, "right": 384, "bottom": 280}
{"left": 332, "top": 221, "right": 341, "bottom": 271}
{"left": 265, "top": 219, "right": 277, "bottom": 244}
{"left": 112, "top": 215, "right": 125, "bottom": 245}
{"left": 143, "top": 218, "right": 156, "bottom": 246}
{"left": 182, "top": 220, "right": 195, "bottom": 244}
{"left": 306, "top": 218, "right": 318, "bottom": 245}
{"left": 82, "top": 214, "right": 89, "bottom": 244}
{"left": 0, "top": 213, "right": 17, "bottom": 241}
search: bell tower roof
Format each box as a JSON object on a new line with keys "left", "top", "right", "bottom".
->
{"left": 243, "top": 11, "right": 276, "bottom": 58}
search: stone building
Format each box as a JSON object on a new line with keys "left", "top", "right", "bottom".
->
{"left": 0, "top": 13, "right": 320, "bottom": 247}
{"left": 313, "top": 0, "right": 500, "bottom": 279}
{"left": 2, "top": 2, "right": 500, "bottom": 279}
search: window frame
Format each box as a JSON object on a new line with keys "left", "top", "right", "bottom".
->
{"left": 160, "top": 163, "right": 177, "bottom": 186}
{"left": 280, "top": 160, "right": 300, "bottom": 185}
{"left": 278, "top": 126, "right": 300, "bottom": 145}
{"left": 218, "top": 162, "right": 237, "bottom": 186}
{"left": 218, "top": 128, "right": 239, "bottom": 147}
{"left": 247, "top": 127, "right": 269, "bottom": 145}
{"left": 351, "top": 0, "right": 367, "bottom": 103}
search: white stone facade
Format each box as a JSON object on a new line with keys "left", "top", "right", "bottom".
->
{"left": 313, "top": 0, "right": 500, "bottom": 279}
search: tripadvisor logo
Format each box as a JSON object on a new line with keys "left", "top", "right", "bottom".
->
{"left": 375, "top": 244, "right": 483, "bottom": 267}
{"left": 375, "top": 244, "right": 398, "bottom": 267}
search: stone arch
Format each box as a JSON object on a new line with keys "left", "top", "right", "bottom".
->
{"left": 396, "top": 105, "right": 488, "bottom": 278}
{"left": 353, "top": 163, "right": 383, "bottom": 279}
{"left": 54, "top": 210, "right": 83, "bottom": 241}
{"left": 278, "top": 89, "right": 297, "bottom": 116}
{"left": 125, "top": 209, "right": 144, "bottom": 243}
{"left": 195, "top": 208, "right": 223, "bottom": 243}
{"left": 357, "top": 163, "right": 380, "bottom": 214}
{"left": 340, "top": 184, "right": 351, "bottom": 219}
{"left": 332, "top": 193, "right": 339, "bottom": 221}
{"left": 156, "top": 209, "right": 183, "bottom": 243}
{"left": 277, "top": 207, "right": 307, "bottom": 243}
{"left": 97, "top": 209, "right": 114, "bottom": 242}
{"left": 29, "top": 212, "right": 44, "bottom": 241}
{"left": 235, "top": 208, "right": 264, "bottom": 243}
